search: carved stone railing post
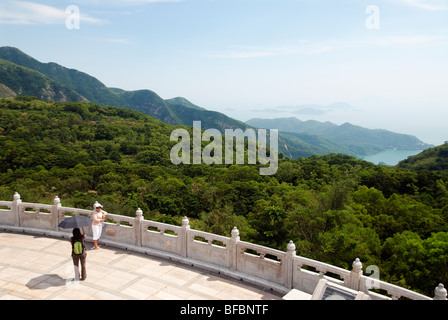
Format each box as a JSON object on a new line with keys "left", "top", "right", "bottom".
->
{"left": 229, "top": 227, "right": 240, "bottom": 271}
{"left": 11, "top": 192, "right": 21, "bottom": 227}
{"left": 285, "top": 240, "right": 296, "bottom": 289}
{"left": 51, "top": 196, "right": 61, "bottom": 230}
{"left": 180, "top": 216, "right": 190, "bottom": 257}
{"left": 434, "top": 284, "right": 447, "bottom": 300}
{"left": 134, "top": 208, "right": 143, "bottom": 247}
{"left": 349, "top": 258, "right": 363, "bottom": 291}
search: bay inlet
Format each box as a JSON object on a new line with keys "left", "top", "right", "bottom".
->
{"left": 362, "top": 149, "right": 423, "bottom": 166}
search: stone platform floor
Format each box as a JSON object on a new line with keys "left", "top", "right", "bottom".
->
{"left": 0, "top": 232, "right": 282, "bottom": 300}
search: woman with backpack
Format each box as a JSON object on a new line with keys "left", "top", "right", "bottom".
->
{"left": 70, "top": 227, "right": 87, "bottom": 281}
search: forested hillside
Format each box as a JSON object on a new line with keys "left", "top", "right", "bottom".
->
{"left": 397, "top": 142, "right": 448, "bottom": 171}
{"left": 0, "top": 97, "right": 447, "bottom": 296}
{"left": 0, "top": 58, "right": 87, "bottom": 102}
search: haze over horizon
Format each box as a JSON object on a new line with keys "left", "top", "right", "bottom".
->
{"left": 0, "top": 0, "right": 447, "bottom": 146}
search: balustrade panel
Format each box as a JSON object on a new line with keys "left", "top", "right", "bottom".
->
{"left": 20, "top": 202, "right": 53, "bottom": 230}
{"left": 187, "top": 229, "right": 230, "bottom": 268}
{"left": 0, "top": 201, "right": 13, "bottom": 225}
{"left": 236, "top": 241, "right": 286, "bottom": 286}
{"left": 101, "top": 213, "right": 136, "bottom": 245}
{"left": 140, "top": 220, "right": 182, "bottom": 255}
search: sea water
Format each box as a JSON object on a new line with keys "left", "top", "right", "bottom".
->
{"left": 362, "top": 149, "right": 422, "bottom": 166}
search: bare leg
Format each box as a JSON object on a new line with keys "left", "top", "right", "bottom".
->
{"left": 93, "top": 239, "right": 101, "bottom": 249}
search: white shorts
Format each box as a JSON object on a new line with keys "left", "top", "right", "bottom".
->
{"left": 92, "top": 225, "right": 102, "bottom": 240}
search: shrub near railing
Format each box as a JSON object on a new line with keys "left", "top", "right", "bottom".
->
{"left": 0, "top": 192, "right": 446, "bottom": 300}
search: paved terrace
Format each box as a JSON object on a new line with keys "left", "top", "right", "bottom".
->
{"left": 1, "top": 194, "right": 445, "bottom": 302}
{"left": 0, "top": 231, "right": 282, "bottom": 300}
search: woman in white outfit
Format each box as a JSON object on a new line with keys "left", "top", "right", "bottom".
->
{"left": 92, "top": 202, "right": 107, "bottom": 249}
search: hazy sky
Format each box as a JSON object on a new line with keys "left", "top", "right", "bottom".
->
{"left": 1, "top": 0, "right": 447, "bottom": 145}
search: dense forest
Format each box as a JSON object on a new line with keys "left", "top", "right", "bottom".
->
{"left": 0, "top": 97, "right": 447, "bottom": 297}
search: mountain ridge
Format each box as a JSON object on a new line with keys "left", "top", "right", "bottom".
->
{"left": 246, "top": 117, "right": 432, "bottom": 156}
{"left": 0, "top": 57, "right": 88, "bottom": 103}
{"left": 0, "top": 46, "right": 432, "bottom": 158}
{"left": 0, "top": 46, "right": 356, "bottom": 158}
{"left": 0, "top": 47, "right": 253, "bottom": 130}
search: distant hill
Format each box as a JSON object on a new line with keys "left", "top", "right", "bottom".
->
{"left": 0, "top": 46, "right": 247, "bottom": 131}
{"left": 397, "top": 142, "right": 448, "bottom": 170}
{"left": 0, "top": 46, "right": 432, "bottom": 159}
{"left": 246, "top": 117, "right": 432, "bottom": 156}
{"left": 0, "top": 58, "right": 87, "bottom": 102}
